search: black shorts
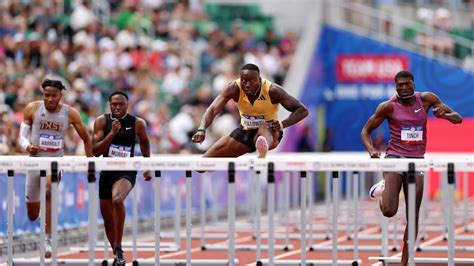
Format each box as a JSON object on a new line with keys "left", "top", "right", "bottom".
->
{"left": 230, "top": 126, "right": 283, "bottom": 152}
{"left": 99, "top": 171, "right": 137, "bottom": 199}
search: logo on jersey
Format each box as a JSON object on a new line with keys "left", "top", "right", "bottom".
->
{"left": 257, "top": 95, "right": 266, "bottom": 101}
{"left": 40, "top": 121, "right": 63, "bottom": 131}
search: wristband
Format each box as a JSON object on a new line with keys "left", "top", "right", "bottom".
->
{"left": 197, "top": 128, "right": 206, "bottom": 132}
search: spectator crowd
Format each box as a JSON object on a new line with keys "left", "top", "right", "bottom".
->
{"left": 0, "top": 0, "right": 298, "bottom": 156}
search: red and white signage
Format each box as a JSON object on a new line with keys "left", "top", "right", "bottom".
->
{"left": 337, "top": 55, "right": 409, "bottom": 82}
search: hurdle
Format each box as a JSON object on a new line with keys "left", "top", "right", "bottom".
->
{"left": 202, "top": 167, "right": 295, "bottom": 257}
{"left": 3, "top": 154, "right": 474, "bottom": 265}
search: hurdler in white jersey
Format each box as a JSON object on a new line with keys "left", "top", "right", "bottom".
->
{"left": 19, "top": 78, "right": 93, "bottom": 258}
{"left": 30, "top": 101, "right": 69, "bottom": 156}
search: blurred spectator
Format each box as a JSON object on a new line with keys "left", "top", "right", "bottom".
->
{"left": 414, "top": 7, "right": 434, "bottom": 51}
{"left": 322, "top": 129, "right": 335, "bottom": 152}
{"left": 0, "top": 104, "right": 13, "bottom": 154}
{"left": 169, "top": 104, "right": 195, "bottom": 150}
{"left": 296, "top": 125, "right": 315, "bottom": 152}
{"left": 70, "top": 1, "right": 96, "bottom": 31}
{"left": 376, "top": 0, "right": 396, "bottom": 35}
{"left": 432, "top": 8, "right": 455, "bottom": 55}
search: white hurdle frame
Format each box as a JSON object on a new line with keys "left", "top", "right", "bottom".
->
{"left": 2, "top": 154, "right": 473, "bottom": 265}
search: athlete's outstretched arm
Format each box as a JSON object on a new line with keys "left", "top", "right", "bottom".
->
{"left": 422, "top": 92, "right": 462, "bottom": 124}
{"left": 69, "top": 107, "right": 93, "bottom": 157}
{"left": 269, "top": 84, "right": 308, "bottom": 130}
{"left": 191, "top": 82, "right": 238, "bottom": 143}
{"left": 92, "top": 115, "right": 118, "bottom": 157}
{"left": 361, "top": 101, "right": 392, "bottom": 158}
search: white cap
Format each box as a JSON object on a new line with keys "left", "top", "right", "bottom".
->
{"left": 98, "top": 37, "right": 116, "bottom": 50}
{"left": 73, "top": 78, "right": 88, "bottom": 92}
{"left": 151, "top": 39, "right": 168, "bottom": 52}
{"left": 435, "top": 8, "right": 451, "bottom": 19}
{"left": 416, "top": 7, "right": 433, "bottom": 22}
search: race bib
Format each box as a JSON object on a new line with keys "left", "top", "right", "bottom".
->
{"left": 108, "top": 144, "right": 132, "bottom": 157}
{"left": 39, "top": 134, "right": 63, "bottom": 152}
{"left": 242, "top": 114, "right": 265, "bottom": 129}
{"left": 401, "top": 126, "right": 423, "bottom": 144}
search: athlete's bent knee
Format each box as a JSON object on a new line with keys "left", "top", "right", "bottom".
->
{"left": 112, "top": 197, "right": 125, "bottom": 208}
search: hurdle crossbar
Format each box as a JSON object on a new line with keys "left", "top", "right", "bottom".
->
{"left": 1, "top": 154, "right": 473, "bottom": 172}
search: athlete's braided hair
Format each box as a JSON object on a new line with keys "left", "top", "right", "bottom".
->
{"left": 41, "top": 79, "right": 66, "bottom": 90}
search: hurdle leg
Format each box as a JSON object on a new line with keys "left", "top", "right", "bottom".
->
{"left": 155, "top": 170, "right": 161, "bottom": 266}
{"left": 346, "top": 172, "right": 352, "bottom": 240}
{"left": 40, "top": 170, "right": 46, "bottom": 266}
{"left": 307, "top": 171, "right": 314, "bottom": 249}
{"left": 87, "top": 162, "right": 97, "bottom": 266}
{"left": 228, "top": 163, "right": 236, "bottom": 265}
{"left": 283, "top": 171, "right": 290, "bottom": 249}
{"left": 332, "top": 171, "right": 339, "bottom": 264}
{"left": 185, "top": 171, "right": 192, "bottom": 265}
{"left": 7, "top": 170, "right": 14, "bottom": 266}
{"left": 249, "top": 167, "right": 256, "bottom": 238}
{"left": 442, "top": 171, "right": 448, "bottom": 239}
{"left": 447, "top": 163, "right": 455, "bottom": 266}
{"left": 174, "top": 175, "right": 181, "bottom": 249}
{"left": 360, "top": 172, "right": 366, "bottom": 230}
{"left": 300, "top": 171, "right": 307, "bottom": 264}
{"left": 325, "top": 171, "right": 331, "bottom": 239}
{"left": 291, "top": 171, "right": 298, "bottom": 220}
{"left": 211, "top": 173, "right": 218, "bottom": 225}
{"left": 408, "top": 162, "right": 416, "bottom": 266}
{"left": 200, "top": 172, "right": 207, "bottom": 248}
{"left": 417, "top": 169, "right": 429, "bottom": 245}
{"left": 353, "top": 171, "right": 359, "bottom": 263}
{"left": 267, "top": 163, "right": 275, "bottom": 265}
{"left": 51, "top": 162, "right": 59, "bottom": 266}
{"left": 132, "top": 174, "right": 138, "bottom": 262}
{"left": 256, "top": 170, "right": 261, "bottom": 262}
{"left": 462, "top": 171, "right": 468, "bottom": 231}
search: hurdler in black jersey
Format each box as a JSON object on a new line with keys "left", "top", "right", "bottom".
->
{"left": 104, "top": 113, "right": 136, "bottom": 157}
{"left": 92, "top": 91, "right": 151, "bottom": 265}
{"left": 99, "top": 113, "right": 138, "bottom": 196}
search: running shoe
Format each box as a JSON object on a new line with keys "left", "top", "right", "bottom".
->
{"left": 369, "top": 180, "right": 385, "bottom": 200}
{"left": 114, "top": 247, "right": 126, "bottom": 266}
{"left": 255, "top": 136, "right": 268, "bottom": 159}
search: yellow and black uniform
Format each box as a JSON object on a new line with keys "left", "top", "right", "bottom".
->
{"left": 230, "top": 79, "right": 283, "bottom": 150}
{"left": 99, "top": 113, "right": 137, "bottom": 199}
{"left": 235, "top": 78, "right": 279, "bottom": 129}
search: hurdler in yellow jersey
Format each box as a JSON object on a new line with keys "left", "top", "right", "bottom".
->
{"left": 192, "top": 63, "right": 308, "bottom": 159}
